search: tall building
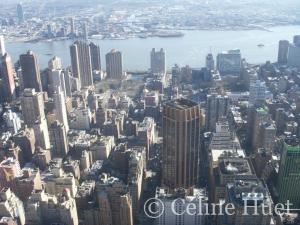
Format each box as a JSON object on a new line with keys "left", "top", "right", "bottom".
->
{"left": 48, "top": 56, "right": 62, "bottom": 70}
{"left": 70, "top": 41, "right": 93, "bottom": 87}
{"left": 0, "top": 35, "right": 6, "bottom": 56}
{"left": 0, "top": 188, "right": 25, "bottom": 225}
{"left": 150, "top": 48, "right": 166, "bottom": 74}
{"left": 21, "top": 89, "right": 45, "bottom": 126}
{"left": 19, "top": 51, "right": 42, "bottom": 92}
{"left": 287, "top": 35, "right": 300, "bottom": 68}
{"left": 277, "top": 144, "right": 300, "bottom": 208}
{"left": 0, "top": 54, "right": 16, "bottom": 102}
{"left": 21, "top": 89, "right": 50, "bottom": 149}
{"left": 249, "top": 79, "right": 268, "bottom": 107}
{"left": 106, "top": 49, "right": 123, "bottom": 79}
{"left": 49, "top": 121, "right": 69, "bottom": 157}
{"left": 206, "top": 53, "right": 215, "bottom": 71}
{"left": 217, "top": 49, "right": 242, "bottom": 75}
{"left": 278, "top": 40, "right": 289, "bottom": 64}
{"left": 16, "top": 3, "right": 24, "bottom": 24}
{"left": 25, "top": 189, "right": 78, "bottom": 225}
{"left": 89, "top": 42, "right": 101, "bottom": 71}
{"left": 83, "top": 22, "right": 88, "bottom": 40}
{"left": 53, "top": 86, "right": 69, "bottom": 132}
{"left": 97, "top": 176, "right": 133, "bottom": 225}
{"left": 70, "top": 18, "right": 75, "bottom": 35}
{"left": 205, "top": 94, "right": 229, "bottom": 132}
{"left": 162, "top": 98, "right": 202, "bottom": 188}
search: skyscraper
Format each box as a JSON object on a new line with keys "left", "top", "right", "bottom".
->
{"left": 89, "top": 42, "right": 101, "bottom": 71}
{"left": 150, "top": 48, "right": 166, "bottom": 75}
{"left": 217, "top": 49, "right": 242, "bottom": 75}
{"left": 21, "top": 89, "right": 50, "bottom": 149}
{"left": 206, "top": 53, "right": 215, "bottom": 71}
{"left": 205, "top": 94, "right": 229, "bottom": 132}
{"left": 162, "top": 98, "right": 202, "bottom": 188}
{"left": 70, "top": 41, "right": 93, "bottom": 88}
{"left": 83, "top": 22, "right": 88, "bottom": 40}
{"left": 106, "top": 49, "right": 123, "bottom": 79}
{"left": 20, "top": 51, "right": 42, "bottom": 92}
{"left": 278, "top": 40, "right": 289, "bottom": 64}
{"left": 16, "top": 3, "right": 24, "bottom": 24}
{"left": 49, "top": 121, "right": 69, "bottom": 157}
{"left": 277, "top": 144, "right": 300, "bottom": 208}
{"left": 287, "top": 35, "right": 300, "bottom": 68}
{"left": 0, "top": 53, "right": 16, "bottom": 102}
{"left": 0, "top": 35, "right": 6, "bottom": 56}
{"left": 70, "top": 18, "right": 75, "bottom": 35}
{"left": 21, "top": 89, "right": 45, "bottom": 126}
{"left": 53, "top": 86, "right": 69, "bottom": 132}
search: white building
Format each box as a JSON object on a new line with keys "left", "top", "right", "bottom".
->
{"left": 70, "top": 107, "right": 92, "bottom": 130}
{"left": 3, "top": 110, "right": 21, "bottom": 134}
{"left": 155, "top": 188, "right": 208, "bottom": 225}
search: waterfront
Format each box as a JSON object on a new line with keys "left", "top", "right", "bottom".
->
{"left": 6, "top": 26, "right": 300, "bottom": 71}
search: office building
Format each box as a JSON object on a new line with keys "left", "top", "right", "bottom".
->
{"left": 0, "top": 54, "right": 16, "bottom": 102}
{"left": 21, "top": 89, "right": 50, "bottom": 149}
{"left": 89, "top": 42, "right": 101, "bottom": 71}
{"left": 206, "top": 53, "right": 215, "bottom": 71}
{"left": 19, "top": 51, "right": 42, "bottom": 92}
{"left": 97, "top": 176, "right": 133, "bottom": 225}
{"left": 155, "top": 188, "right": 208, "bottom": 225}
{"left": 213, "top": 156, "right": 256, "bottom": 203}
{"left": 49, "top": 121, "right": 69, "bottom": 157}
{"left": 70, "top": 41, "right": 93, "bottom": 87}
{"left": 150, "top": 48, "right": 166, "bottom": 75}
{"left": 217, "top": 49, "right": 242, "bottom": 75}
{"left": 287, "top": 35, "right": 300, "bottom": 68}
{"left": 277, "top": 144, "right": 300, "bottom": 208}
{"left": 0, "top": 158, "right": 21, "bottom": 189}
{"left": 106, "top": 49, "right": 123, "bottom": 79}
{"left": 223, "top": 178, "right": 273, "bottom": 225}
{"left": 16, "top": 3, "right": 24, "bottom": 23}
{"left": 53, "top": 86, "right": 69, "bottom": 132}
{"left": 70, "top": 18, "right": 75, "bottom": 35}
{"left": 3, "top": 110, "right": 21, "bottom": 134}
{"left": 21, "top": 89, "right": 45, "bottom": 126}
{"left": 206, "top": 94, "right": 229, "bottom": 132}
{"left": 26, "top": 189, "right": 78, "bottom": 225}
{"left": 0, "top": 188, "right": 25, "bottom": 225}
{"left": 249, "top": 79, "right": 268, "bottom": 107}
{"left": 278, "top": 40, "right": 289, "bottom": 64}
{"left": 13, "top": 128, "right": 36, "bottom": 162}
{"left": 0, "top": 35, "right": 6, "bottom": 56}
{"left": 162, "top": 98, "right": 202, "bottom": 188}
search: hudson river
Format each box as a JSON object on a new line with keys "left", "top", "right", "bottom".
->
{"left": 6, "top": 26, "right": 300, "bottom": 71}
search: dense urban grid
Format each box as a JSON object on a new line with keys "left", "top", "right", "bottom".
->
{"left": 1, "top": 1, "right": 300, "bottom": 225}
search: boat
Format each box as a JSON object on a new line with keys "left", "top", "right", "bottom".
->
{"left": 257, "top": 43, "right": 265, "bottom": 48}
{"left": 156, "top": 31, "right": 184, "bottom": 38}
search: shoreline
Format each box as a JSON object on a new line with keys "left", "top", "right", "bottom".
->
{"left": 5, "top": 24, "right": 296, "bottom": 44}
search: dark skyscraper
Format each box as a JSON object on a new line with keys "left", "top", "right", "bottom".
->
{"left": 17, "top": 3, "right": 24, "bottom": 24}
{"left": 278, "top": 40, "right": 289, "bottom": 64}
{"left": 162, "top": 98, "right": 202, "bottom": 189}
{"left": 0, "top": 54, "right": 16, "bottom": 102}
{"left": 20, "top": 51, "right": 42, "bottom": 92}
{"left": 70, "top": 41, "right": 93, "bottom": 88}
{"left": 89, "top": 42, "right": 101, "bottom": 71}
{"left": 106, "top": 49, "right": 123, "bottom": 79}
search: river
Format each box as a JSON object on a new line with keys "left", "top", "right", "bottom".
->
{"left": 6, "top": 26, "right": 300, "bottom": 71}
